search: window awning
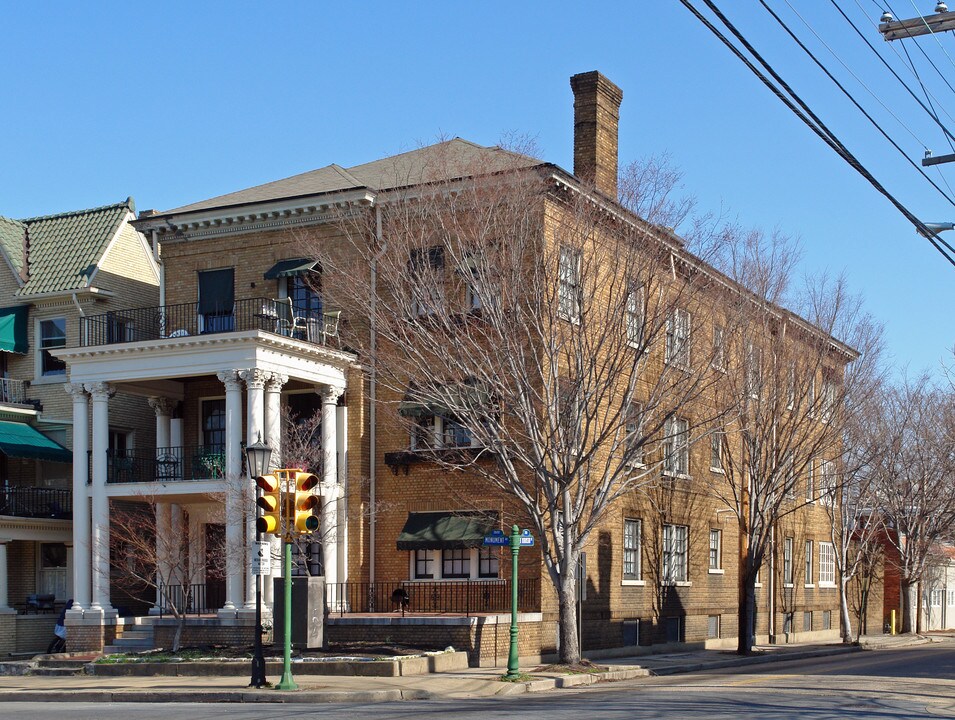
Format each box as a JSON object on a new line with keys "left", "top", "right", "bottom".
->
{"left": 0, "top": 306, "right": 29, "bottom": 354}
{"left": 396, "top": 511, "right": 499, "bottom": 550}
{"left": 0, "top": 421, "right": 72, "bottom": 463}
{"left": 264, "top": 258, "right": 319, "bottom": 280}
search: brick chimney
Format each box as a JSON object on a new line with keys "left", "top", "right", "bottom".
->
{"left": 570, "top": 71, "right": 623, "bottom": 199}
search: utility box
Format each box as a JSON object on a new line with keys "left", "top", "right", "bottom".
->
{"left": 272, "top": 576, "right": 325, "bottom": 650}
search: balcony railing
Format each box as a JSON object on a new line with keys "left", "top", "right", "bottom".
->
{"left": 81, "top": 297, "right": 336, "bottom": 348}
{"left": 0, "top": 486, "right": 71, "bottom": 519}
{"left": 0, "top": 378, "right": 28, "bottom": 405}
{"left": 106, "top": 446, "right": 240, "bottom": 484}
{"left": 326, "top": 578, "right": 540, "bottom": 617}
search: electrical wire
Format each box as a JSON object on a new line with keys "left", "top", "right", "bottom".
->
{"left": 678, "top": 0, "right": 955, "bottom": 267}
{"left": 843, "top": 0, "right": 955, "bottom": 138}
{"left": 767, "top": 0, "right": 955, "bottom": 208}
{"left": 905, "top": 0, "right": 955, "bottom": 76}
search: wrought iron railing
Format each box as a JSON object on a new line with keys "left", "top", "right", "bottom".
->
{"left": 105, "top": 446, "right": 237, "bottom": 483}
{"left": 81, "top": 297, "right": 332, "bottom": 348}
{"left": 326, "top": 578, "right": 540, "bottom": 617}
{"left": 0, "top": 486, "right": 71, "bottom": 519}
{"left": 0, "top": 378, "right": 28, "bottom": 405}
{"left": 157, "top": 583, "right": 224, "bottom": 616}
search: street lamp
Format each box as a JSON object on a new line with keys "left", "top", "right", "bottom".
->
{"left": 246, "top": 435, "right": 272, "bottom": 688}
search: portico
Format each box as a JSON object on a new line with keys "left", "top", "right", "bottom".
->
{"left": 55, "top": 326, "right": 354, "bottom": 636}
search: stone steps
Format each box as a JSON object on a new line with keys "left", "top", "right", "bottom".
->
{"left": 104, "top": 624, "right": 156, "bottom": 655}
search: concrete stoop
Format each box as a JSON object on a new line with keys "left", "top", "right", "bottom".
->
{"left": 104, "top": 621, "right": 156, "bottom": 655}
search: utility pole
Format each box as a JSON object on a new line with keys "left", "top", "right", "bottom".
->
{"left": 880, "top": 3, "right": 955, "bottom": 166}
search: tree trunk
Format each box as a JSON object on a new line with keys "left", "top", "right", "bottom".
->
{"left": 557, "top": 574, "right": 580, "bottom": 664}
{"left": 839, "top": 576, "right": 853, "bottom": 643}
{"left": 900, "top": 580, "right": 917, "bottom": 634}
{"left": 737, "top": 575, "right": 755, "bottom": 655}
{"left": 173, "top": 616, "right": 184, "bottom": 652}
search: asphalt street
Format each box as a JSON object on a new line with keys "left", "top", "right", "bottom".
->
{"left": 3, "top": 642, "right": 953, "bottom": 720}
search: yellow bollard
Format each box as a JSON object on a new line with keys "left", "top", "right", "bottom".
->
{"left": 890, "top": 609, "right": 896, "bottom": 635}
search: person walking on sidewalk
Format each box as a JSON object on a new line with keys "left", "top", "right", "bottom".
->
{"left": 46, "top": 599, "right": 73, "bottom": 654}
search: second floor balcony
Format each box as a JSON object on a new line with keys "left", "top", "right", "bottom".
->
{"left": 105, "top": 446, "right": 245, "bottom": 484}
{"left": 0, "top": 378, "right": 29, "bottom": 406}
{"left": 80, "top": 297, "right": 341, "bottom": 349}
{"left": 0, "top": 486, "right": 71, "bottom": 519}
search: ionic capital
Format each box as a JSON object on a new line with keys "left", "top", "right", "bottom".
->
{"left": 83, "top": 382, "right": 115, "bottom": 400}
{"left": 147, "top": 396, "right": 176, "bottom": 416}
{"left": 239, "top": 368, "right": 269, "bottom": 390}
{"left": 217, "top": 370, "right": 242, "bottom": 392}
{"left": 265, "top": 373, "right": 289, "bottom": 393}
{"left": 65, "top": 383, "right": 88, "bottom": 401}
{"left": 319, "top": 383, "right": 345, "bottom": 405}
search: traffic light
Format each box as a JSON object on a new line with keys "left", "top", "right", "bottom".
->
{"left": 256, "top": 473, "right": 282, "bottom": 536}
{"left": 292, "top": 471, "right": 320, "bottom": 533}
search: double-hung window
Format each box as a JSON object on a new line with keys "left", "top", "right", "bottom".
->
{"left": 745, "top": 342, "right": 762, "bottom": 399}
{"left": 409, "top": 246, "right": 445, "bottom": 316}
{"left": 819, "top": 542, "right": 836, "bottom": 586}
{"left": 708, "top": 529, "right": 722, "bottom": 570}
{"left": 805, "top": 459, "right": 815, "bottom": 503}
{"left": 783, "top": 537, "right": 794, "bottom": 585}
{"left": 820, "top": 460, "right": 836, "bottom": 506}
{"left": 623, "top": 518, "right": 642, "bottom": 581}
{"left": 558, "top": 245, "right": 582, "bottom": 322}
{"left": 805, "top": 540, "right": 814, "bottom": 585}
{"left": 710, "top": 430, "right": 724, "bottom": 472}
{"left": 665, "top": 308, "right": 691, "bottom": 367}
{"left": 712, "top": 325, "right": 726, "bottom": 371}
{"left": 442, "top": 548, "right": 470, "bottom": 578}
{"left": 414, "top": 549, "right": 435, "bottom": 579}
{"left": 624, "top": 402, "right": 644, "bottom": 466}
{"left": 39, "top": 318, "right": 67, "bottom": 376}
{"left": 664, "top": 416, "right": 689, "bottom": 476}
{"left": 625, "top": 281, "right": 644, "bottom": 348}
{"left": 662, "top": 523, "right": 688, "bottom": 583}
{"left": 478, "top": 547, "right": 499, "bottom": 578}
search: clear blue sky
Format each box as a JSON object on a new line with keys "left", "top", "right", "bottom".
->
{"left": 2, "top": 2, "right": 952, "bottom": 376}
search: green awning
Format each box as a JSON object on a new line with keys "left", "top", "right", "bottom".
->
{"left": 0, "top": 306, "right": 29, "bottom": 354}
{"left": 396, "top": 511, "right": 498, "bottom": 550}
{"left": 264, "top": 258, "right": 318, "bottom": 280}
{"left": 0, "top": 421, "right": 72, "bottom": 463}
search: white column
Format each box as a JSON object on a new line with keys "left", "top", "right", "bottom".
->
{"left": 65, "top": 544, "right": 74, "bottom": 600}
{"left": 0, "top": 540, "right": 10, "bottom": 611}
{"left": 188, "top": 511, "right": 205, "bottom": 592}
{"left": 320, "top": 384, "right": 344, "bottom": 588}
{"left": 263, "top": 373, "right": 287, "bottom": 609}
{"left": 264, "top": 373, "right": 287, "bottom": 468}
{"left": 148, "top": 397, "right": 173, "bottom": 451}
{"left": 85, "top": 381, "right": 114, "bottom": 614}
{"left": 169, "top": 504, "right": 184, "bottom": 586}
{"left": 336, "top": 403, "right": 348, "bottom": 584}
{"left": 153, "top": 503, "right": 172, "bottom": 612}
{"left": 217, "top": 370, "right": 243, "bottom": 614}
{"left": 66, "top": 383, "right": 90, "bottom": 611}
{"left": 240, "top": 369, "right": 268, "bottom": 611}
{"left": 170, "top": 404, "right": 183, "bottom": 450}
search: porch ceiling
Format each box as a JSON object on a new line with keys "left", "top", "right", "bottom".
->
{"left": 104, "top": 479, "right": 228, "bottom": 502}
{"left": 55, "top": 330, "right": 355, "bottom": 388}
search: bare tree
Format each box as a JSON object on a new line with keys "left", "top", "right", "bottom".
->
{"left": 872, "top": 376, "right": 955, "bottom": 633}
{"left": 109, "top": 496, "right": 226, "bottom": 651}
{"left": 310, "top": 145, "right": 730, "bottom": 663}
{"left": 709, "top": 229, "right": 881, "bottom": 654}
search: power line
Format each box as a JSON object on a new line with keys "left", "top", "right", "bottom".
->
{"left": 767, "top": 0, "right": 955, "bottom": 208}
{"left": 678, "top": 0, "right": 955, "bottom": 267}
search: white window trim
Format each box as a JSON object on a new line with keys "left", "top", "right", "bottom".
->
{"left": 34, "top": 316, "right": 68, "bottom": 384}
{"left": 819, "top": 541, "right": 836, "bottom": 587}
{"left": 663, "top": 416, "right": 690, "bottom": 478}
{"left": 623, "top": 517, "right": 642, "bottom": 582}
{"left": 621, "top": 579, "right": 647, "bottom": 587}
{"left": 707, "top": 569, "right": 725, "bottom": 575}
{"left": 557, "top": 245, "right": 582, "bottom": 324}
{"left": 625, "top": 281, "right": 644, "bottom": 349}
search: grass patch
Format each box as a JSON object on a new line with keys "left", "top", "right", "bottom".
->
{"left": 537, "top": 660, "right": 608, "bottom": 674}
{"left": 499, "top": 671, "right": 535, "bottom": 682}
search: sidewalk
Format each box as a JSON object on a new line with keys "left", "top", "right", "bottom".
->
{"left": 0, "top": 635, "right": 932, "bottom": 704}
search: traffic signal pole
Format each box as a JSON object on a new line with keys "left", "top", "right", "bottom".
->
{"left": 276, "top": 536, "right": 297, "bottom": 691}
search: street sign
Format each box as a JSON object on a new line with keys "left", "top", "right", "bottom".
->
{"left": 483, "top": 534, "right": 510, "bottom": 546}
{"left": 519, "top": 535, "right": 535, "bottom": 546}
{"left": 251, "top": 541, "right": 272, "bottom": 575}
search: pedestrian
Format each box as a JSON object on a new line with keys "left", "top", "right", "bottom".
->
{"left": 47, "top": 598, "right": 73, "bottom": 654}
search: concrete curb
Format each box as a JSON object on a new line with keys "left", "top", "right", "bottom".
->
{"left": 0, "top": 688, "right": 434, "bottom": 704}
{"left": 641, "top": 643, "right": 860, "bottom": 676}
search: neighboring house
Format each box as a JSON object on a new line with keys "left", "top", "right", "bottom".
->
{"left": 0, "top": 199, "right": 159, "bottom": 653}
{"left": 58, "top": 73, "right": 847, "bottom": 659}
{"left": 920, "top": 545, "right": 955, "bottom": 632}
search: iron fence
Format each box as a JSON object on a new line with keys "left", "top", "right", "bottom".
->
{"left": 0, "top": 486, "right": 71, "bottom": 519}
{"left": 326, "top": 578, "right": 540, "bottom": 617}
{"left": 81, "top": 297, "right": 329, "bottom": 347}
{"left": 0, "top": 378, "right": 28, "bottom": 405}
{"left": 157, "top": 583, "right": 224, "bottom": 616}
{"left": 105, "top": 446, "right": 236, "bottom": 483}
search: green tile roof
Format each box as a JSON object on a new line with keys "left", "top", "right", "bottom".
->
{"left": 7, "top": 198, "right": 135, "bottom": 296}
{"left": 0, "top": 216, "right": 26, "bottom": 276}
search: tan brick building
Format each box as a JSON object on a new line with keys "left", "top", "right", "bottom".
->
{"left": 55, "top": 71, "right": 847, "bottom": 659}
{"left": 0, "top": 199, "right": 159, "bottom": 653}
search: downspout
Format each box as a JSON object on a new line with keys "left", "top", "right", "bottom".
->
{"left": 71, "top": 293, "right": 85, "bottom": 345}
{"left": 152, "top": 230, "right": 164, "bottom": 308}
{"left": 369, "top": 204, "right": 386, "bottom": 587}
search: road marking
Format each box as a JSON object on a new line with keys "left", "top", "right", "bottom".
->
{"left": 726, "top": 673, "right": 793, "bottom": 686}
